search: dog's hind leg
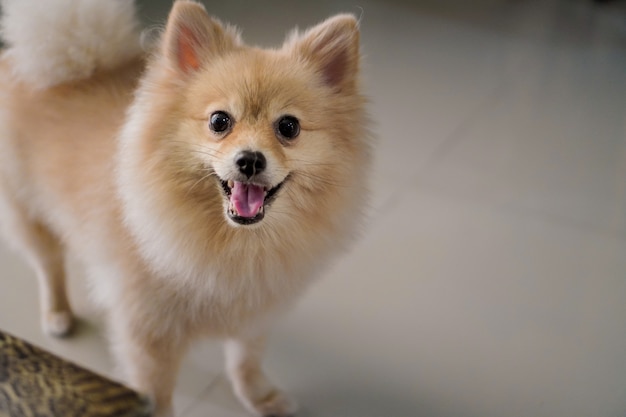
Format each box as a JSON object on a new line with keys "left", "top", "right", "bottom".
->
{"left": 0, "top": 189, "right": 73, "bottom": 337}
{"left": 29, "top": 222, "right": 73, "bottom": 337}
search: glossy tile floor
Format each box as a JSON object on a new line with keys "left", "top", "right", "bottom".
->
{"left": 1, "top": 0, "right": 626, "bottom": 416}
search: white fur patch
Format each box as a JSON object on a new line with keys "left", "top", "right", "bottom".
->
{"left": 0, "top": 0, "right": 141, "bottom": 88}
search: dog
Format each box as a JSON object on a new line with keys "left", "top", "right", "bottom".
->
{"left": 0, "top": 0, "right": 371, "bottom": 415}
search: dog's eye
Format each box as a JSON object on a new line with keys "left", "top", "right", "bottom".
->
{"left": 276, "top": 116, "right": 300, "bottom": 141}
{"left": 209, "top": 111, "right": 232, "bottom": 133}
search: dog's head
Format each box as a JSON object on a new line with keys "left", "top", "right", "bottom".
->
{"left": 118, "top": 0, "right": 371, "bottom": 281}
{"left": 127, "top": 0, "right": 368, "bottom": 230}
{"left": 117, "top": 0, "right": 372, "bottom": 285}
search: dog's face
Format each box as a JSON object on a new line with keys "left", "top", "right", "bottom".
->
{"left": 185, "top": 52, "right": 326, "bottom": 227}
{"left": 149, "top": 2, "right": 367, "bottom": 229}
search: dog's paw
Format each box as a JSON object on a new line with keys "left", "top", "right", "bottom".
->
{"left": 249, "top": 389, "right": 298, "bottom": 417}
{"left": 42, "top": 310, "right": 74, "bottom": 337}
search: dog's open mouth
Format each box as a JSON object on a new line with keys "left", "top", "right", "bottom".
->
{"left": 219, "top": 179, "right": 285, "bottom": 225}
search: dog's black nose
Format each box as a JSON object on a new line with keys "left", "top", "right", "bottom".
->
{"left": 235, "top": 150, "right": 266, "bottom": 178}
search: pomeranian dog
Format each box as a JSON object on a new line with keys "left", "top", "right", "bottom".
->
{"left": 0, "top": 0, "right": 370, "bottom": 415}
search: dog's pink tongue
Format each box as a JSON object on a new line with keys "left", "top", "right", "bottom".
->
{"left": 231, "top": 182, "right": 264, "bottom": 218}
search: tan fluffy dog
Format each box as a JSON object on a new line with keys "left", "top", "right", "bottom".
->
{"left": 0, "top": 1, "right": 371, "bottom": 415}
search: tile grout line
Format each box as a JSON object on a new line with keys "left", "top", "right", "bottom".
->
{"left": 358, "top": 17, "right": 554, "bottom": 231}
{"left": 410, "top": 35, "right": 548, "bottom": 184}
{"left": 417, "top": 184, "right": 626, "bottom": 242}
{"left": 418, "top": 81, "right": 507, "bottom": 176}
{"left": 376, "top": 81, "right": 508, "bottom": 216}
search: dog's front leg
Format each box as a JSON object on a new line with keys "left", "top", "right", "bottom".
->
{"left": 109, "top": 314, "right": 189, "bottom": 417}
{"left": 225, "top": 332, "right": 297, "bottom": 417}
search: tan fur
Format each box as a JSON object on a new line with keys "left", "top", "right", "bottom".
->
{"left": 0, "top": 2, "right": 370, "bottom": 416}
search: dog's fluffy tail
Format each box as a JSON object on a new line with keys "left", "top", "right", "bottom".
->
{"left": 0, "top": 0, "right": 142, "bottom": 88}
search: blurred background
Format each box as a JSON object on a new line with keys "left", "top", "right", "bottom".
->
{"left": 1, "top": 0, "right": 625, "bottom": 416}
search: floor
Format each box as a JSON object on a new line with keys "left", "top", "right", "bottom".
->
{"left": 1, "top": 0, "right": 626, "bottom": 416}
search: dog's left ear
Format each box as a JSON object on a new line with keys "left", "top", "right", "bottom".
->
{"left": 287, "top": 14, "right": 360, "bottom": 91}
{"left": 161, "top": 1, "right": 239, "bottom": 74}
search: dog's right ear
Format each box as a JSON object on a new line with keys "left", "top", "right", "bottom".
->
{"left": 161, "top": 1, "right": 239, "bottom": 74}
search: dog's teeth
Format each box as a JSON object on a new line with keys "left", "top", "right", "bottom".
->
{"left": 227, "top": 180, "right": 234, "bottom": 188}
